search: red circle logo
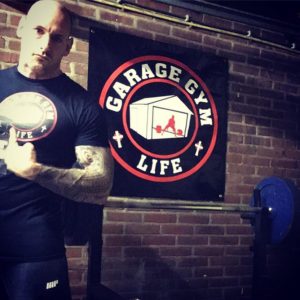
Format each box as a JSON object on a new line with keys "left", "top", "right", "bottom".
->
{"left": 0, "top": 92, "right": 57, "bottom": 142}
{"left": 100, "top": 56, "right": 218, "bottom": 182}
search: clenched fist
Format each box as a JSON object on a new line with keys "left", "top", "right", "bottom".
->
{"left": 4, "top": 128, "right": 41, "bottom": 180}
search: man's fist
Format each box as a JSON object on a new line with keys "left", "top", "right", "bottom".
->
{"left": 4, "top": 127, "right": 41, "bottom": 180}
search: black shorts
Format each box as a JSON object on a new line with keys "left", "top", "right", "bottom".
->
{"left": 0, "top": 257, "right": 71, "bottom": 300}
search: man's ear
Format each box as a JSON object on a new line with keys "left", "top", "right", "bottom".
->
{"left": 16, "top": 15, "right": 26, "bottom": 38}
{"left": 64, "top": 36, "right": 73, "bottom": 56}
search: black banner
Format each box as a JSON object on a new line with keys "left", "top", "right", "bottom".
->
{"left": 88, "top": 28, "right": 228, "bottom": 201}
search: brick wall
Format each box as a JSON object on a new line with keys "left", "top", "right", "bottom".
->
{"left": 1, "top": 1, "right": 299, "bottom": 300}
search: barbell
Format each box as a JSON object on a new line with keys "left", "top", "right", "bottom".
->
{"left": 1, "top": 113, "right": 299, "bottom": 246}
{"left": 107, "top": 176, "right": 300, "bottom": 245}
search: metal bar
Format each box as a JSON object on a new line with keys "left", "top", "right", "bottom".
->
{"left": 86, "top": 207, "right": 103, "bottom": 299}
{"left": 157, "top": 0, "right": 300, "bottom": 35}
{"left": 107, "top": 196, "right": 262, "bottom": 213}
{"left": 87, "top": 0, "right": 300, "bottom": 54}
{"left": 251, "top": 190, "right": 269, "bottom": 300}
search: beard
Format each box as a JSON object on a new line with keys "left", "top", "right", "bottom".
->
{"left": 19, "top": 54, "right": 61, "bottom": 79}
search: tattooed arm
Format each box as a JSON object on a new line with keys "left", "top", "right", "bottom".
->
{"left": 34, "top": 145, "right": 114, "bottom": 204}
{"left": 4, "top": 128, "right": 114, "bottom": 205}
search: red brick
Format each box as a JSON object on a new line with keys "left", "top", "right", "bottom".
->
{"left": 248, "top": 56, "right": 274, "bottom": 68}
{"left": 74, "top": 63, "right": 87, "bottom": 76}
{"left": 230, "top": 102, "right": 258, "bottom": 115}
{"left": 227, "top": 153, "right": 243, "bottom": 164}
{"left": 244, "top": 115, "right": 271, "bottom": 127}
{"left": 100, "top": 10, "right": 134, "bottom": 26}
{"left": 219, "top": 49, "right": 246, "bottom": 62}
{"left": 102, "top": 246, "right": 122, "bottom": 258}
{"left": 70, "top": 285, "right": 86, "bottom": 297}
{"left": 225, "top": 265, "right": 252, "bottom": 276}
{"left": 160, "top": 246, "right": 192, "bottom": 256}
{"left": 225, "top": 246, "right": 252, "bottom": 256}
{"left": 144, "top": 212, "right": 176, "bottom": 223}
{"left": 240, "top": 236, "right": 254, "bottom": 245}
{"left": 227, "top": 133, "right": 243, "bottom": 144}
{"left": 0, "top": 50, "right": 19, "bottom": 63}
{"left": 137, "top": 18, "right": 170, "bottom": 35}
{"left": 65, "top": 52, "right": 88, "bottom": 64}
{"left": 178, "top": 213, "right": 209, "bottom": 224}
{"left": 67, "top": 258, "right": 88, "bottom": 269}
{"left": 245, "top": 96, "right": 271, "bottom": 108}
{"left": 102, "top": 223, "right": 124, "bottom": 234}
{"left": 258, "top": 127, "right": 283, "bottom": 138}
{"left": 244, "top": 136, "right": 271, "bottom": 147}
{"left": 195, "top": 247, "right": 224, "bottom": 256}
{"left": 68, "top": 269, "right": 84, "bottom": 284}
{"left": 105, "top": 235, "right": 141, "bottom": 246}
{"left": 0, "top": 12, "right": 7, "bottom": 23}
{"left": 260, "top": 69, "right": 285, "bottom": 81}
{"left": 66, "top": 246, "right": 83, "bottom": 258}
{"left": 209, "top": 277, "right": 239, "bottom": 287}
{"left": 228, "top": 144, "right": 257, "bottom": 156}
{"left": 106, "top": 211, "right": 142, "bottom": 222}
{"left": 229, "top": 73, "right": 246, "bottom": 84}
{"left": 66, "top": 3, "right": 96, "bottom": 18}
{"left": 271, "top": 159, "right": 298, "bottom": 169}
{"left": 232, "top": 62, "right": 260, "bottom": 76}
{"left": 226, "top": 225, "right": 252, "bottom": 235}
{"left": 125, "top": 224, "right": 160, "bottom": 234}
{"left": 0, "top": 26, "right": 17, "bottom": 37}
{"left": 143, "top": 235, "right": 175, "bottom": 246}
{"left": 246, "top": 76, "right": 273, "bottom": 89}
{"left": 8, "top": 40, "right": 20, "bottom": 51}
{"left": 177, "top": 257, "right": 208, "bottom": 267}
{"left": 124, "top": 247, "right": 159, "bottom": 258}
{"left": 9, "top": 14, "right": 21, "bottom": 26}
{"left": 195, "top": 225, "right": 225, "bottom": 235}
{"left": 203, "top": 35, "right": 218, "bottom": 47}
{"left": 216, "top": 38, "right": 232, "bottom": 50}
{"left": 211, "top": 214, "right": 241, "bottom": 225}
{"left": 232, "top": 43, "right": 260, "bottom": 56}
{"left": 172, "top": 26, "right": 202, "bottom": 41}
{"left": 195, "top": 267, "right": 223, "bottom": 277}
{"left": 210, "top": 236, "right": 239, "bottom": 245}
{"left": 101, "top": 269, "right": 123, "bottom": 281}
{"left": 242, "top": 156, "right": 270, "bottom": 167}
{"left": 226, "top": 183, "right": 253, "bottom": 195}
{"left": 161, "top": 224, "right": 193, "bottom": 234}
{"left": 210, "top": 256, "right": 239, "bottom": 266}
{"left": 177, "top": 235, "right": 208, "bottom": 245}
{"left": 75, "top": 40, "right": 88, "bottom": 52}
{"left": 229, "top": 123, "right": 256, "bottom": 135}
{"left": 260, "top": 89, "right": 285, "bottom": 101}
{"left": 0, "top": 37, "right": 5, "bottom": 48}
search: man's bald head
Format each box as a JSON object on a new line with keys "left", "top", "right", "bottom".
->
{"left": 17, "top": 0, "right": 74, "bottom": 79}
{"left": 26, "top": 0, "right": 73, "bottom": 35}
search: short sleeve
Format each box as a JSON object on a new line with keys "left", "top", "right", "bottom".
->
{"left": 75, "top": 100, "right": 109, "bottom": 148}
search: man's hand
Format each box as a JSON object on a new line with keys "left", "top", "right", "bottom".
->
{"left": 4, "top": 127, "right": 41, "bottom": 180}
{"left": 4, "top": 128, "right": 114, "bottom": 204}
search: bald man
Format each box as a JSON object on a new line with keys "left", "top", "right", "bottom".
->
{"left": 0, "top": 1, "right": 113, "bottom": 298}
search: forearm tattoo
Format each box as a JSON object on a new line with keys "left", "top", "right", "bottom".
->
{"left": 34, "top": 146, "right": 114, "bottom": 205}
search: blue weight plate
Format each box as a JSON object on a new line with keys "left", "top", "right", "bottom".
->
{"left": 250, "top": 176, "right": 297, "bottom": 245}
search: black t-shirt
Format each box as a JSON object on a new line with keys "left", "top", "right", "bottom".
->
{"left": 0, "top": 67, "right": 108, "bottom": 261}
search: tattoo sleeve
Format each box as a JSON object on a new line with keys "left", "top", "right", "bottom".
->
{"left": 34, "top": 145, "right": 114, "bottom": 205}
